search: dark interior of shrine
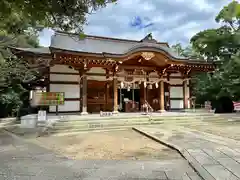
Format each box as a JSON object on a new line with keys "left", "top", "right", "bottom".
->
{"left": 118, "top": 89, "right": 140, "bottom": 112}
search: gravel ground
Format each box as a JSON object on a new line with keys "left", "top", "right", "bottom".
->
{"left": 30, "top": 129, "right": 182, "bottom": 160}
{"left": 0, "top": 130, "right": 200, "bottom": 180}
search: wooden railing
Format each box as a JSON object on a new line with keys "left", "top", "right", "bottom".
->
{"left": 141, "top": 100, "right": 153, "bottom": 114}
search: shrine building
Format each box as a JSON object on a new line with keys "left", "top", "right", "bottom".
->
{"left": 11, "top": 31, "right": 215, "bottom": 114}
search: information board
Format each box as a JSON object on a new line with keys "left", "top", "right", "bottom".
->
{"left": 32, "top": 92, "right": 64, "bottom": 106}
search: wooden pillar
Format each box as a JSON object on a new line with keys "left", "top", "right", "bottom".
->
{"left": 140, "top": 83, "right": 144, "bottom": 106}
{"left": 81, "top": 74, "right": 88, "bottom": 115}
{"left": 183, "top": 80, "right": 189, "bottom": 109}
{"left": 113, "top": 77, "right": 118, "bottom": 113}
{"left": 46, "top": 67, "right": 50, "bottom": 113}
{"left": 159, "top": 81, "right": 165, "bottom": 112}
{"left": 79, "top": 71, "right": 82, "bottom": 112}
{"left": 189, "top": 79, "right": 193, "bottom": 109}
{"left": 105, "top": 82, "right": 109, "bottom": 111}
{"left": 146, "top": 73, "right": 149, "bottom": 102}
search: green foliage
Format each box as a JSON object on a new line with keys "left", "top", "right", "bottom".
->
{"left": 0, "top": 8, "right": 40, "bottom": 117}
{"left": 190, "top": 0, "right": 240, "bottom": 104}
{"left": 0, "top": 88, "right": 23, "bottom": 118}
{"left": 0, "top": 0, "right": 117, "bottom": 117}
{"left": 216, "top": 0, "right": 240, "bottom": 30}
{"left": 171, "top": 43, "right": 203, "bottom": 60}
{"left": 0, "top": 49, "right": 38, "bottom": 117}
{"left": 0, "top": 0, "right": 117, "bottom": 34}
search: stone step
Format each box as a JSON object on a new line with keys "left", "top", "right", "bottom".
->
{"left": 57, "top": 115, "right": 225, "bottom": 124}
{"left": 53, "top": 120, "right": 166, "bottom": 130}
{"left": 54, "top": 115, "right": 226, "bottom": 123}
{"left": 49, "top": 125, "right": 140, "bottom": 134}
{"left": 48, "top": 114, "right": 236, "bottom": 134}
{"left": 52, "top": 118, "right": 230, "bottom": 132}
{"left": 53, "top": 119, "right": 227, "bottom": 129}
{"left": 50, "top": 128, "right": 129, "bottom": 136}
{"left": 55, "top": 118, "right": 150, "bottom": 126}
{"left": 54, "top": 117, "right": 227, "bottom": 127}
{"left": 51, "top": 119, "right": 233, "bottom": 135}
{"left": 57, "top": 113, "right": 218, "bottom": 122}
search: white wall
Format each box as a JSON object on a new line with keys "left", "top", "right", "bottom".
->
{"left": 170, "top": 100, "right": 184, "bottom": 109}
{"left": 50, "top": 74, "right": 79, "bottom": 82}
{"left": 49, "top": 65, "right": 80, "bottom": 112}
{"left": 170, "top": 87, "right": 183, "bottom": 98}
{"left": 49, "top": 101, "right": 79, "bottom": 112}
{"left": 170, "top": 86, "right": 184, "bottom": 109}
{"left": 50, "top": 84, "right": 79, "bottom": 98}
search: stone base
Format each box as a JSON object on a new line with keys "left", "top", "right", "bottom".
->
{"left": 80, "top": 111, "right": 88, "bottom": 115}
{"left": 21, "top": 114, "right": 37, "bottom": 128}
{"left": 112, "top": 111, "right": 119, "bottom": 114}
{"left": 158, "top": 109, "right": 166, "bottom": 113}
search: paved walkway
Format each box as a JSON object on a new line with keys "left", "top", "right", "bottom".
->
{"left": 133, "top": 126, "right": 240, "bottom": 180}
{"left": 0, "top": 130, "right": 200, "bottom": 180}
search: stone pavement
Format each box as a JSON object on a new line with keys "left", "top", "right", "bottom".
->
{"left": 133, "top": 126, "right": 240, "bottom": 180}
{"left": 0, "top": 130, "right": 201, "bottom": 180}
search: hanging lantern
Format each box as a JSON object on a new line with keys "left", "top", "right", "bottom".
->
{"left": 132, "top": 83, "right": 135, "bottom": 89}
{"left": 127, "top": 86, "right": 130, "bottom": 91}
{"left": 144, "top": 81, "right": 147, "bottom": 88}
{"left": 155, "top": 82, "right": 158, "bottom": 88}
{"left": 148, "top": 84, "right": 152, "bottom": 89}
{"left": 120, "top": 82, "right": 124, "bottom": 88}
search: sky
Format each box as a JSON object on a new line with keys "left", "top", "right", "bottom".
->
{"left": 38, "top": 0, "right": 234, "bottom": 47}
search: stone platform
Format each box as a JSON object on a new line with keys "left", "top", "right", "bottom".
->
{"left": 133, "top": 126, "right": 240, "bottom": 180}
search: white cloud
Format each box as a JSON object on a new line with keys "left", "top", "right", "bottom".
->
{"left": 38, "top": 0, "right": 234, "bottom": 47}
{"left": 175, "top": 0, "right": 214, "bottom": 12}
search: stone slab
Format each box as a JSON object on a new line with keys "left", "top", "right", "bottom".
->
{"left": 203, "top": 164, "right": 239, "bottom": 180}
{"left": 217, "top": 157, "right": 240, "bottom": 178}
{"left": 217, "top": 147, "right": 240, "bottom": 158}
{"left": 133, "top": 126, "right": 240, "bottom": 180}
{"left": 202, "top": 148, "right": 229, "bottom": 159}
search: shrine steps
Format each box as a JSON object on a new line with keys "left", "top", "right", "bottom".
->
{"left": 46, "top": 113, "right": 239, "bottom": 135}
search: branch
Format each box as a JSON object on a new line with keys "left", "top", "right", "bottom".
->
{"left": 229, "top": 21, "right": 237, "bottom": 32}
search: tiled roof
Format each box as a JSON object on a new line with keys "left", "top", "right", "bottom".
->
{"left": 50, "top": 31, "right": 187, "bottom": 60}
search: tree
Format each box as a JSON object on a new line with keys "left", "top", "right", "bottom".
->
{"left": 0, "top": 0, "right": 116, "bottom": 34}
{"left": 171, "top": 43, "right": 203, "bottom": 60}
{"left": 0, "top": 27, "right": 41, "bottom": 117}
{"left": 0, "top": 0, "right": 118, "bottom": 117}
{"left": 190, "top": 0, "right": 240, "bottom": 106}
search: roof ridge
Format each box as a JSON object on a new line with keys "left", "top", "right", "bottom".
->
{"left": 55, "top": 31, "right": 169, "bottom": 46}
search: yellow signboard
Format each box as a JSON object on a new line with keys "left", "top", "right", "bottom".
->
{"left": 32, "top": 92, "right": 64, "bottom": 106}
